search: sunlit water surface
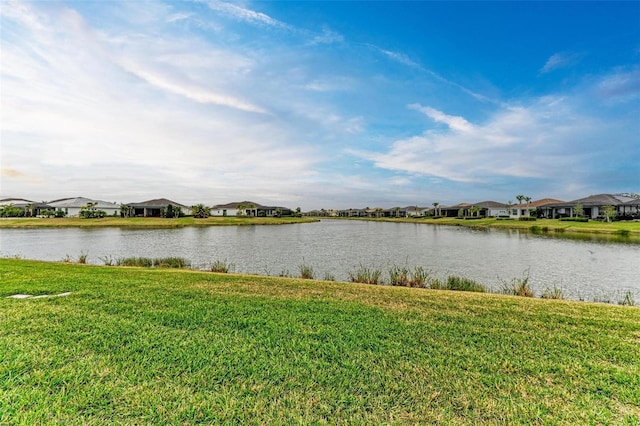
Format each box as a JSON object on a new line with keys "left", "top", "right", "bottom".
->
{"left": 1, "top": 220, "right": 638, "bottom": 301}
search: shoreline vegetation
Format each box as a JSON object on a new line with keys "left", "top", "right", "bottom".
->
{"left": 0, "top": 215, "right": 639, "bottom": 237}
{"left": 1, "top": 258, "right": 639, "bottom": 424}
{"left": 12, "top": 255, "right": 639, "bottom": 307}
{"left": 0, "top": 216, "right": 319, "bottom": 228}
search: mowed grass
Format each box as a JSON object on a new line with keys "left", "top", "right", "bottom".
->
{"left": 0, "top": 216, "right": 317, "bottom": 228}
{"left": 368, "top": 216, "right": 640, "bottom": 236}
{"left": 1, "top": 259, "right": 639, "bottom": 424}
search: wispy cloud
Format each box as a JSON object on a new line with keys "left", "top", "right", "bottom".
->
{"left": 351, "top": 90, "right": 629, "bottom": 184}
{"left": 310, "top": 26, "right": 344, "bottom": 45}
{"left": 202, "top": 0, "right": 289, "bottom": 29}
{"left": 118, "top": 58, "right": 268, "bottom": 114}
{"left": 541, "top": 51, "right": 585, "bottom": 73}
{"left": 594, "top": 68, "right": 640, "bottom": 102}
{"left": 409, "top": 104, "right": 474, "bottom": 133}
{"left": 367, "top": 44, "right": 422, "bottom": 69}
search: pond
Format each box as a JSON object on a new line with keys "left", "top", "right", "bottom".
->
{"left": 1, "top": 220, "right": 639, "bottom": 302}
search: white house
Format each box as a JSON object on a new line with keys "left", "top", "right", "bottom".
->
{"left": 48, "top": 197, "right": 120, "bottom": 217}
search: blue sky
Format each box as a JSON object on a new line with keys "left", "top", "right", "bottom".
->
{"left": 1, "top": 1, "right": 638, "bottom": 209}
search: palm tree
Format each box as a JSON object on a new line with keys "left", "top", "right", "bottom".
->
{"left": 515, "top": 195, "right": 525, "bottom": 217}
{"left": 524, "top": 196, "right": 532, "bottom": 217}
{"left": 191, "top": 204, "right": 210, "bottom": 218}
{"left": 432, "top": 202, "right": 439, "bottom": 217}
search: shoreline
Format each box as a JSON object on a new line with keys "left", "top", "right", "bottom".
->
{"left": 0, "top": 216, "right": 319, "bottom": 228}
{"left": 1, "top": 215, "right": 639, "bottom": 240}
{"left": 329, "top": 216, "right": 640, "bottom": 237}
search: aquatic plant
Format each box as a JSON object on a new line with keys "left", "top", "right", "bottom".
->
{"left": 541, "top": 285, "right": 565, "bottom": 300}
{"left": 348, "top": 264, "right": 382, "bottom": 285}
{"left": 298, "top": 262, "right": 315, "bottom": 279}
{"left": 500, "top": 269, "right": 534, "bottom": 297}
{"left": 210, "top": 259, "right": 234, "bottom": 273}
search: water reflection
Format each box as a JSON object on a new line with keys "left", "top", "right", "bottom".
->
{"left": 1, "top": 220, "right": 638, "bottom": 301}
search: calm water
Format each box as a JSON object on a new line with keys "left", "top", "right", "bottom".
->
{"left": 1, "top": 220, "right": 639, "bottom": 301}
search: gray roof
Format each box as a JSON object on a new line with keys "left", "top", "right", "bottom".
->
{"left": 0, "top": 198, "right": 35, "bottom": 207}
{"left": 48, "top": 197, "right": 119, "bottom": 209}
{"left": 211, "top": 201, "right": 264, "bottom": 209}
{"left": 545, "top": 194, "right": 633, "bottom": 207}
{"left": 127, "top": 198, "right": 187, "bottom": 208}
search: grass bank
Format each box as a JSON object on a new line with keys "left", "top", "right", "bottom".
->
{"left": 349, "top": 216, "right": 640, "bottom": 237}
{"left": 1, "top": 259, "right": 639, "bottom": 424}
{"left": 0, "top": 216, "right": 318, "bottom": 228}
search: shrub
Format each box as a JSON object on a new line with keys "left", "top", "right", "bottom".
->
{"left": 77, "top": 251, "right": 88, "bottom": 264}
{"left": 409, "top": 266, "right": 432, "bottom": 288}
{"left": 428, "top": 278, "right": 446, "bottom": 290}
{"left": 446, "top": 275, "right": 486, "bottom": 292}
{"left": 518, "top": 217, "right": 537, "bottom": 221}
{"left": 560, "top": 217, "right": 588, "bottom": 222}
{"left": 211, "top": 259, "right": 234, "bottom": 273}
{"left": 117, "top": 257, "right": 153, "bottom": 267}
{"left": 541, "top": 286, "right": 565, "bottom": 300}
{"left": 298, "top": 262, "right": 315, "bottom": 279}
{"left": 348, "top": 265, "right": 382, "bottom": 285}
{"left": 389, "top": 265, "right": 410, "bottom": 286}
{"left": 100, "top": 255, "right": 116, "bottom": 266}
{"left": 323, "top": 272, "right": 336, "bottom": 281}
{"left": 500, "top": 269, "right": 534, "bottom": 297}
{"left": 619, "top": 291, "right": 636, "bottom": 307}
{"left": 153, "top": 257, "right": 190, "bottom": 268}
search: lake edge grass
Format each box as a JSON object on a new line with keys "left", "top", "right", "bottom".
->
{"left": 0, "top": 216, "right": 319, "bottom": 229}
{"left": 336, "top": 216, "right": 640, "bottom": 237}
{"left": 1, "top": 259, "right": 639, "bottom": 424}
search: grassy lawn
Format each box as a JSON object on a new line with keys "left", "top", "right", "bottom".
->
{"left": 1, "top": 259, "right": 639, "bottom": 424}
{"left": 0, "top": 216, "right": 317, "bottom": 228}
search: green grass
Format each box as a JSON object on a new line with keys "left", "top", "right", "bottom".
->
{"left": 1, "top": 259, "right": 639, "bottom": 424}
{"left": 0, "top": 216, "right": 318, "bottom": 228}
{"left": 349, "top": 216, "right": 640, "bottom": 237}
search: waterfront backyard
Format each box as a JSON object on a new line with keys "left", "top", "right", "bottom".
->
{"left": 1, "top": 259, "right": 639, "bottom": 424}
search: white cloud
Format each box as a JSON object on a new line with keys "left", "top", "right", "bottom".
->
{"left": 310, "top": 26, "right": 344, "bottom": 45}
{"left": 594, "top": 68, "right": 640, "bottom": 102}
{"left": 541, "top": 51, "right": 584, "bottom": 73}
{"left": 409, "top": 104, "right": 474, "bottom": 133}
{"left": 202, "top": 0, "right": 289, "bottom": 29}
{"left": 0, "top": 0, "right": 320, "bottom": 205}
{"left": 117, "top": 58, "right": 268, "bottom": 113}
{"left": 351, "top": 98, "right": 600, "bottom": 183}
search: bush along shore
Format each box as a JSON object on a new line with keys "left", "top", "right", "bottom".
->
{"left": 1, "top": 258, "right": 639, "bottom": 424}
{"left": 43, "top": 254, "right": 640, "bottom": 307}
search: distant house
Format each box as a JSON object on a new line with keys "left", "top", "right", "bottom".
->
{"left": 405, "top": 206, "right": 430, "bottom": 217}
{"left": 126, "top": 198, "right": 190, "bottom": 217}
{"left": 210, "top": 201, "right": 292, "bottom": 217}
{"left": 47, "top": 197, "right": 120, "bottom": 217}
{"left": 441, "top": 201, "right": 508, "bottom": 218}
{"left": 0, "top": 198, "right": 51, "bottom": 216}
{"left": 542, "top": 194, "right": 636, "bottom": 219}
{"left": 621, "top": 198, "right": 640, "bottom": 220}
{"left": 510, "top": 198, "right": 564, "bottom": 218}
